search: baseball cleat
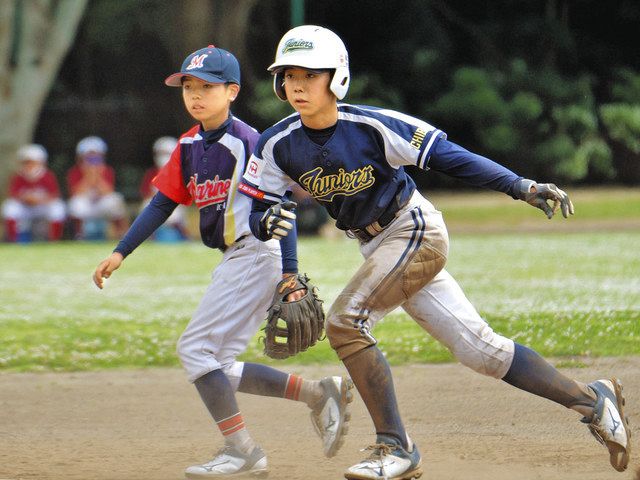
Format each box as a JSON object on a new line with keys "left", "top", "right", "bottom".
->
{"left": 582, "top": 378, "right": 631, "bottom": 472}
{"left": 311, "top": 375, "right": 354, "bottom": 457}
{"left": 344, "top": 434, "right": 422, "bottom": 480}
{"left": 185, "top": 444, "right": 268, "bottom": 478}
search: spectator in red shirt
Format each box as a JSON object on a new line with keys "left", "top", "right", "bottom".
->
{"left": 67, "top": 136, "right": 128, "bottom": 239}
{"left": 2, "top": 144, "right": 66, "bottom": 242}
{"left": 139, "top": 136, "right": 188, "bottom": 240}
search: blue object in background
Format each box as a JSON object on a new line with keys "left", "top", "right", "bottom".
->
{"left": 83, "top": 219, "right": 107, "bottom": 241}
{"left": 154, "top": 224, "right": 187, "bottom": 243}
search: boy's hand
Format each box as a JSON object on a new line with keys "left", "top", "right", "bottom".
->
{"left": 516, "top": 179, "right": 574, "bottom": 219}
{"left": 93, "top": 252, "right": 124, "bottom": 289}
{"left": 260, "top": 201, "right": 297, "bottom": 239}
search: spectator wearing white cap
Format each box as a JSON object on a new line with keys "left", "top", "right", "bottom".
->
{"left": 2, "top": 144, "right": 66, "bottom": 242}
{"left": 138, "top": 136, "right": 189, "bottom": 241}
{"left": 66, "top": 136, "right": 129, "bottom": 239}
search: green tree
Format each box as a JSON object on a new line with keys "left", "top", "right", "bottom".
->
{"left": 0, "top": 0, "right": 88, "bottom": 194}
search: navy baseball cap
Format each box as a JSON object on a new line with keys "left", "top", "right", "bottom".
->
{"left": 165, "top": 45, "right": 241, "bottom": 87}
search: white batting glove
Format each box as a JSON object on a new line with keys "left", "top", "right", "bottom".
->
{"left": 516, "top": 178, "right": 575, "bottom": 219}
{"left": 261, "top": 201, "right": 297, "bottom": 240}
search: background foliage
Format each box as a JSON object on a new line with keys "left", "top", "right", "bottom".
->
{"left": 26, "top": 0, "right": 640, "bottom": 202}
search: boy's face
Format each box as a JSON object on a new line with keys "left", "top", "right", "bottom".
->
{"left": 181, "top": 76, "right": 239, "bottom": 130}
{"left": 283, "top": 68, "right": 336, "bottom": 127}
{"left": 20, "top": 159, "right": 45, "bottom": 180}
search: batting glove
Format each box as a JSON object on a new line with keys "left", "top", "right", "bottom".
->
{"left": 261, "top": 201, "right": 297, "bottom": 239}
{"left": 516, "top": 178, "right": 575, "bottom": 219}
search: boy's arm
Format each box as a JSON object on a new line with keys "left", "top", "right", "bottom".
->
{"left": 429, "top": 139, "right": 574, "bottom": 218}
{"left": 92, "top": 191, "right": 178, "bottom": 288}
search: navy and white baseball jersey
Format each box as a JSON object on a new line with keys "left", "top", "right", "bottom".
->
{"left": 239, "top": 103, "right": 519, "bottom": 231}
{"left": 155, "top": 116, "right": 258, "bottom": 249}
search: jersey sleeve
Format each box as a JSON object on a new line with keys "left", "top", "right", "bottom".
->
{"left": 152, "top": 146, "right": 193, "bottom": 205}
{"left": 427, "top": 139, "right": 521, "bottom": 195}
{"left": 238, "top": 138, "right": 294, "bottom": 204}
{"left": 341, "top": 105, "right": 446, "bottom": 171}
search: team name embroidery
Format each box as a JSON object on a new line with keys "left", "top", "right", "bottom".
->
{"left": 187, "top": 173, "right": 231, "bottom": 209}
{"left": 282, "top": 39, "right": 314, "bottom": 54}
{"left": 410, "top": 127, "right": 427, "bottom": 149}
{"left": 186, "top": 54, "right": 207, "bottom": 70}
{"left": 299, "top": 165, "right": 375, "bottom": 202}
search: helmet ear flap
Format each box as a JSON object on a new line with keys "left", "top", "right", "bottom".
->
{"left": 273, "top": 71, "right": 287, "bottom": 101}
{"left": 330, "top": 66, "right": 350, "bottom": 100}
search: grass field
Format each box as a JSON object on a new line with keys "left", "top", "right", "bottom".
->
{"left": 0, "top": 188, "right": 638, "bottom": 372}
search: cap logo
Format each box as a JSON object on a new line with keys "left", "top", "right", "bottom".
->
{"left": 282, "top": 39, "right": 314, "bottom": 54}
{"left": 186, "top": 54, "right": 208, "bottom": 70}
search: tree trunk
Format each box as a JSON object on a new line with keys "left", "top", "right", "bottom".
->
{"left": 0, "top": 0, "right": 87, "bottom": 195}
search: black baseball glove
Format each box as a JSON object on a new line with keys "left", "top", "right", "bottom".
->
{"left": 263, "top": 274, "right": 325, "bottom": 359}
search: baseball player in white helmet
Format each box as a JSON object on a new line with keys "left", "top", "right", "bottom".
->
{"left": 240, "top": 25, "right": 631, "bottom": 479}
{"left": 93, "top": 44, "right": 353, "bottom": 478}
{"left": 67, "top": 136, "right": 129, "bottom": 239}
{"left": 2, "top": 144, "right": 66, "bottom": 242}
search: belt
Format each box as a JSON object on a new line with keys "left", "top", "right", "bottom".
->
{"left": 349, "top": 203, "right": 402, "bottom": 243}
{"left": 219, "top": 234, "right": 249, "bottom": 253}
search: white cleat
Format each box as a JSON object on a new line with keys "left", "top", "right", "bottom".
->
{"left": 311, "top": 375, "right": 354, "bottom": 457}
{"left": 344, "top": 434, "right": 422, "bottom": 480}
{"left": 185, "top": 445, "right": 268, "bottom": 478}
{"left": 583, "top": 378, "right": 631, "bottom": 472}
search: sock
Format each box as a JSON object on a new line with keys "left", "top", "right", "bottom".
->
{"left": 284, "top": 374, "right": 322, "bottom": 407}
{"left": 343, "top": 345, "right": 408, "bottom": 449}
{"left": 237, "top": 363, "right": 322, "bottom": 407}
{"left": 502, "top": 343, "right": 597, "bottom": 417}
{"left": 216, "top": 413, "right": 255, "bottom": 454}
{"left": 5, "top": 219, "right": 17, "bottom": 242}
{"left": 72, "top": 218, "right": 83, "bottom": 238}
{"left": 49, "top": 221, "right": 63, "bottom": 241}
{"left": 195, "top": 369, "right": 256, "bottom": 455}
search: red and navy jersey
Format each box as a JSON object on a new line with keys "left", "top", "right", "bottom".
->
{"left": 154, "top": 116, "right": 258, "bottom": 249}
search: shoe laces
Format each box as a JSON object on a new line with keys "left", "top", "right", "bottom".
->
{"left": 362, "top": 442, "right": 394, "bottom": 459}
{"left": 360, "top": 443, "right": 395, "bottom": 479}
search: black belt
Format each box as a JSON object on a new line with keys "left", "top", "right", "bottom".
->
{"left": 349, "top": 204, "right": 402, "bottom": 243}
{"left": 219, "top": 234, "right": 249, "bottom": 252}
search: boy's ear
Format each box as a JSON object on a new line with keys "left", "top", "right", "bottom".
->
{"left": 228, "top": 83, "right": 240, "bottom": 101}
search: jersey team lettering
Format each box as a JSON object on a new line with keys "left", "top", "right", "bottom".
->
{"left": 282, "top": 39, "right": 314, "bottom": 54}
{"left": 299, "top": 165, "right": 375, "bottom": 202}
{"left": 187, "top": 173, "right": 231, "bottom": 209}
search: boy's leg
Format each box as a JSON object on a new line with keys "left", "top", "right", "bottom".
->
{"left": 403, "top": 269, "right": 630, "bottom": 472}
{"left": 185, "top": 369, "right": 267, "bottom": 478}
{"left": 237, "top": 363, "right": 354, "bottom": 457}
{"left": 326, "top": 202, "right": 447, "bottom": 479}
{"left": 177, "top": 238, "right": 279, "bottom": 477}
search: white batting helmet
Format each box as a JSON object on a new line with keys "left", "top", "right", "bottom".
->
{"left": 17, "top": 144, "right": 48, "bottom": 163}
{"left": 268, "top": 25, "right": 350, "bottom": 101}
{"left": 153, "top": 136, "right": 178, "bottom": 168}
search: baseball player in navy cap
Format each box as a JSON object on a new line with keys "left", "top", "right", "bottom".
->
{"left": 93, "top": 44, "right": 353, "bottom": 477}
{"left": 240, "top": 25, "right": 631, "bottom": 479}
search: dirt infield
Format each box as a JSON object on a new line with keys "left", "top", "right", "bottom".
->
{"left": 1, "top": 358, "right": 638, "bottom": 480}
